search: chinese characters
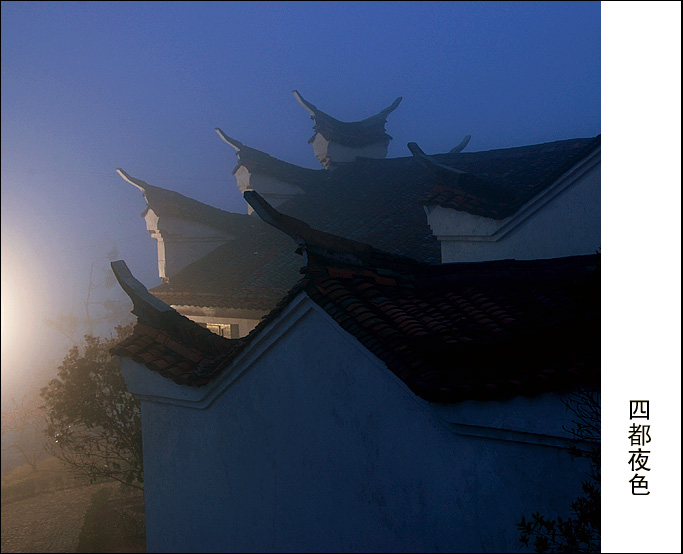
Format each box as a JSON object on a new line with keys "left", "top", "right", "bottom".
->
{"left": 628, "top": 400, "right": 651, "bottom": 495}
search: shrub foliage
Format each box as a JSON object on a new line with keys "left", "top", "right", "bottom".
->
{"left": 40, "top": 324, "right": 143, "bottom": 490}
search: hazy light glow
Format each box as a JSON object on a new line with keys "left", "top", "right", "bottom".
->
{"left": 0, "top": 277, "right": 12, "bottom": 346}
{"left": 1, "top": 258, "right": 25, "bottom": 358}
{"left": 0, "top": 245, "right": 52, "bottom": 393}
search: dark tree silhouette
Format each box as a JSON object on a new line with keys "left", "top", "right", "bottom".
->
{"left": 40, "top": 324, "right": 143, "bottom": 490}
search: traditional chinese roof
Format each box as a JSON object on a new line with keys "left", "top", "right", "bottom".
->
{"left": 293, "top": 90, "right": 402, "bottom": 148}
{"left": 421, "top": 135, "right": 601, "bottom": 219}
{"left": 303, "top": 253, "right": 599, "bottom": 403}
{"left": 116, "top": 167, "right": 303, "bottom": 310}
{"left": 111, "top": 261, "right": 247, "bottom": 386}
{"left": 117, "top": 169, "right": 243, "bottom": 234}
{"left": 113, "top": 193, "right": 600, "bottom": 401}
{"left": 274, "top": 154, "right": 442, "bottom": 263}
{"left": 148, "top": 216, "right": 301, "bottom": 311}
{"left": 130, "top": 135, "right": 599, "bottom": 313}
{"left": 215, "top": 129, "right": 323, "bottom": 189}
{"left": 274, "top": 135, "right": 599, "bottom": 255}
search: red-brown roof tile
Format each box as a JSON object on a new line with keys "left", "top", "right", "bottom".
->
{"left": 305, "top": 254, "right": 599, "bottom": 402}
{"left": 113, "top": 239, "right": 599, "bottom": 402}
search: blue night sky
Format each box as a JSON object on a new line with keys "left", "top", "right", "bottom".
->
{"left": 1, "top": 3, "right": 681, "bottom": 549}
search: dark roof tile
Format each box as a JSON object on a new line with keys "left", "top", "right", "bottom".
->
{"left": 422, "top": 136, "right": 600, "bottom": 219}
{"left": 118, "top": 169, "right": 250, "bottom": 235}
{"left": 131, "top": 240, "right": 596, "bottom": 403}
{"left": 145, "top": 136, "right": 598, "bottom": 312}
{"left": 149, "top": 217, "right": 302, "bottom": 310}
{"left": 298, "top": 253, "right": 599, "bottom": 402}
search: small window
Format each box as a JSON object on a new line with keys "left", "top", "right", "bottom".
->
{"left": 206, "top": 323, "right": 239, "bottom": 339}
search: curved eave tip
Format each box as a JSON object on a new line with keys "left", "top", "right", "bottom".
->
{"left": 244, "top": 190, "right": 280, "bottom": 232}
{"left": 449, "top": 135, "right": 471, "bottom": 154}
{"left": 361, "top": 96, "right": 402, "bottom": 122}
{"left": 292, "top": 89, "right": 317, "bottom": 116}
{"left": 408, "top": 142, "right": 467, "bottom": 175}
{"left": 111, "top": 260, "right": 173, "bottom": 314}
{"left": 407, "top": 142, "right": 426, "bottom": 158}
{"left": 386, "top": 96, "right": 402, "bottom": 113}
{"left": 116, "top": 168, "right": 147, "bottom": 192}
{"left": 243, "top": 190, "right": 267, "bottom": 215}
{"left": 215, "top": 128, "right": 242, "bottom": 151}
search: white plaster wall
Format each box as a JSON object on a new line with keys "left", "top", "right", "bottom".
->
{"left": 146, "top": 211, "right": 233, "bottom": 280}
{"left": 311, "top": 133, "right": 388, "bottom": 168}
{"left": 131, "top": 300, "right": 590, "bottom": 553}
{"left": 234, "top": 166, "right": 304, "bottom": 214}
{"left": 435, "top": 162, "right": 600, "bottom": 263}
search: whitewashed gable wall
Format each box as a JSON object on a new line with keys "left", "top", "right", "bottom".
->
{"left": 119, "top": 294, "right": 591, "bottom": 553}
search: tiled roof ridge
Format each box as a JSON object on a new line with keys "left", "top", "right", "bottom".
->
{"left": 117, "top": 168, "right": 250, "bottom": 234}
{"left": 132, "top": 322, "right": 208, "bottom": 364}
{"left": 111, "top": 260, "right": 175, "bottom": 324}
{"left": 215, "top": 128, "right": 323, "bottom": 187}
{"left": 302, "top": 252, "right": 600, "bottom": 403}
{"left": 110, "top": 260, "right": 251, "bottom": 385}
{"left": 406, "top": 141, "right": 516, "bottom": 207}
{"left": 244, "top": 189, "right": 423, "bottom": 273}
{"left": 304, "top": 252, "right": 600, "bottom": 298}
{"left": 435, "top": 134, "right": 602, "bottom": 160}
{"left": 111, "top": 261, "right": 233, "bottom": 349}
{"left": 349, "top": 135, "right": 601, "bottom": 166}
{"left": 293, "top": 90, "right": 402, "bottom": 129}
{"left": 111, "top": 245, "right": 599, "bottom": 399}
{"left": 421, "top": 134, "right": 601, "bottom": 219}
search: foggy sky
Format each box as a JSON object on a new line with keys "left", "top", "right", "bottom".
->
{"left": 1, "top": 1, "right": 603, "bottom": 396}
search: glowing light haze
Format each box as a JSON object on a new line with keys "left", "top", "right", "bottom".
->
{"left": 2, "top": 1, "right": 602, "bottom": 395}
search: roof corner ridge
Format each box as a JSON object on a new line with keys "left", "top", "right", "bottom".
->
{"left": 116, "top": 168, "right": 150, "bottom": 193}
{"left": 111, "top": 260, "right": 175, "bottom": 323}
{"left": 244, "top": 190, "right": 423, "bottom": 273}
{"left": 407, "top": 142, "right": 468, "bottom": 176}
{"left": 215, "top": 128, "right": 244, "bottom": 152}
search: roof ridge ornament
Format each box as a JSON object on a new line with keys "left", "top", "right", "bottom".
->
{"left": 215, "top": 128, "right": 298, "bottom": 165}
{"left": 293, "top": 90, "right": 402, "bottom": 166}
{"left": 407, "top": 142, "right": 467, "bottom": 176}
{"left": 215, "top": 128, "right": 245, "bottom": 152}
{"left": 111, "top": 260, "right": 174, "bottom": 324}
{"left": 292, "top": 90, "right": 402, "bottom": 125}
{"left": 116, "top": 168, "right": 152, "bottom": 193}
{"left": 292, "top": 90, "right": 317, "bottom": 117}
{"left": 449, "top": 135, "right": 472, "bottom": 154}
